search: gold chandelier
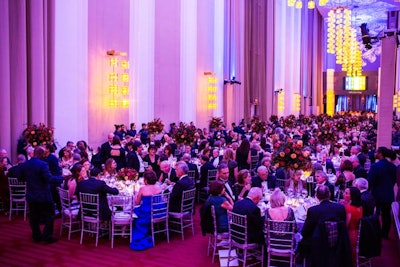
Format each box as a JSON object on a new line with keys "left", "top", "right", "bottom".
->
{"left": 326, "top": 8, "right": 362, "bottom": 76}
{"left": 287, "top": 0, "right": 328, "bottom": 9}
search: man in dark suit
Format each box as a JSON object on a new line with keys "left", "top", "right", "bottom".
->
{"left": 199, "top": 155, "right": 216, "bottom": 188}
{"left": 126, "top": 140, "right": 144, "bottom": 175}
{"left": 350, "top": 155, "right": 367, "bottom": 178}
{"left": 159, "top": 160, "right": 178, "bottom": 183}
{"left": 100, "top": 133, "right": 114, "bottom": 164}
{"left": 44, "top": 144, "right": 63, "bottom": 215}
{"left": 232, "top": 187, "right": 264, "bottom": 244}
{"left": 353, "top": 178, "right": 375, "bottom": 217}
{"left": 252, "top": 165, "right": 276, "bottom": 190}
{"left": 351, "top": 145, "right": 367, "bottom": 168}
{"left": 77, "top": 168, "right": 119, "bottom": 221}
{"left": 301, "top": 185, "right": 351, "bottom": 267}
{"left": 217, "top": 163, "right": 234, "bottom": 201}
{"left": 7, "top": 154, "right": 26, "bottom": 178}
{"left": 311, "top": 170, "right": 335, "bottom": 201}
{"left": 181, "top": 153, "right": 199, "bottom": 182}
{"left": 169, "top": 161, "right": 195, "bottom": 212}
{"left": 19, "top": 147, "right": 63, "bottom": 244}
{"left": 367, "top": 146, "right": 396, "bottom": 239}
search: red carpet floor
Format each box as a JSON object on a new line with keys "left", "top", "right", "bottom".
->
{"left": 0, "top": 205, "right": 399, "bottom": 267}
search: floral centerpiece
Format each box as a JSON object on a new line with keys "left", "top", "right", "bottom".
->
{"left": 172, "top": 122, "right": 196, "bottom": 145}
{"left": 116, "top": 168, "right": 138, "bottom": 181}
{"left": 147, "top": 118, "right": 164, "bottom": 134}
{"left": 209, "top": 116, "right": 223, "bottom": 131}
{"left": 272, "top": 140, "right": 312, "bottom": 170}
{"left": 251, "top": 116, "right": 267, "bottom": 134}
{"left": 316, "top": 122, "right": 337, "bottom": 144}
{"left": 23, "top": 123, "right": 54, "bottom": 147}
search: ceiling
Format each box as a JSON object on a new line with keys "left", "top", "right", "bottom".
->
{"left": 317, "top": 0, "right": 400, "bottom": 36}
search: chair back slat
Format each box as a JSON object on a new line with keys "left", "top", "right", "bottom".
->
{"left": 151, "top": 192, "right": 170, "bottom": 220}
{"left": 79, "top": 192, "right": 100, "bottom": 219}
{"left": 181, "top": 188, "right": 196, "bottom": 213}
{"left": 228, "top": 211, "right": 248, "bottom": 244}
{"left": 207, "top": 170, "right": 217, "bottom": 186}
{"left": 266, "top": 219, "right": 296, "bottom": 250}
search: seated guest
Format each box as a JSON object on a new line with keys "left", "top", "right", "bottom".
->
{"left": 252, "top": 166, "right": 276, "bottom": 192}
{"left": 284, "top": 170, "right": 306, "bottom": 196}
{"left": 264, "top": 188, "right": 297, "bottom": 242}
{"left": 233, "top": 169, "right": 252, "bottom": 201}
{"left": 169, "top": 161, "right": 195, "bottom": 212}
{"left": 300, "top": 185, "right": 351, "bottom": 267}
{"left": 201, "top": 180, "right": 233, "bottom": 234}
{"left": 311, "top": 170, "right": 335, "bottom": 201}
{"left": 126, "top": 140, "right": 144, "bottom": 175}
{"left": 103, "top": 158, "right": 117, "bottom": 178}
{"left": 130, "top": 170, "right": 162, "bottom": 251}
{"left": 7, "top": 154, "right": 26, "bottom": 178}
{"left": 210, "top": 148, "right": 223, "bottom": 168}
{"left": 199, "top": 155, "right": 216, "bottom": 188}
{"left": 353, "top": 178, "right": 375, "bottom": 217}
{"left": 232, "top": 187, "right": 264, "bottom": 244}
{"left": 221, "top": 148, "right": 238, "bottom": 185}
{"left": 64, "top": 164, "right": 86, "bottom": 200}
{"left": 350, "top": 155, "right": 367, "bottom": 179}
{"left": 217, "top": 163, "right": 235, "bottom": 201}
{"left": 142, "top": 144, "right": 160, "bottom": 176}
{"left": 77, "top": 168, "right": 119, "bottom": 221}
{"left": 159, "top": 160, "right": 177, "bottom": 183}
{"left": 181, "top": 153, "right": 199, "bottom": 183}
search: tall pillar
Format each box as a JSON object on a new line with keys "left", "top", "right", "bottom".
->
{"left": 377, "top": 36, "right": 397, "bottom": 148}
{"left": 326, "top": 69, "right": 335, "bottom": 115}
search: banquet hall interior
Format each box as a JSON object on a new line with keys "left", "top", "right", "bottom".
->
{"left": 1, "top": 0, "right": 400, "bottom": 266}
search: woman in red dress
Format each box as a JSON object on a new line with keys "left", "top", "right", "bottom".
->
{"left": 343, "top": 186, "right": 363, "bottom": 267}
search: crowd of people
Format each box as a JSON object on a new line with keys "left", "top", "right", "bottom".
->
{"left": 0, "top": 111, "right": 400, "bottom": 265}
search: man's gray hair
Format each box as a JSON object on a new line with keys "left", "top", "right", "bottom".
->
{"left": 354, "top": 178, "right": 368, "bottom": 191}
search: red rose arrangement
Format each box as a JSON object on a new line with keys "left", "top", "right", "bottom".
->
{"left": 116, "top": 168, "right": 138, "bottom": 181}
{"left": 23, "top": 123, "right": 54, "bottom": 147}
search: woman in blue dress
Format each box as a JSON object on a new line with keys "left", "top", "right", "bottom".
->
{"left": 130, "top": 170, "right": 162, "bottom": 250}
{"left": 208, "top": 180, "right": 234, "bottom": 233}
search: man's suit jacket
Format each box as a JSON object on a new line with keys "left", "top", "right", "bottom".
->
{"left": 126, "top": 150, "right": 140, "bottom": 172}
{"left": 100, "top": 141, "right": 112, "bottom": 164}
{"left": 321, "top": 159, "right": 335, "bottom": 175}
{"left": 77, "top": 177, "right": 119, "bottom": 221}
{"left": 20, "top": 158, "right": 63, "bottom": 203}
{"left": 186, "top": 161, "right": 199, "bottom": 182}
{"left": 251, "top": 174, "right": 277, "bottom": 190}
{"left": 161, "top": 168, "right": 178, "bottom": 183}
{"left": 169, "top": 175, "right": 195, "bottom": 212}
{"left": 301, "top": 200, "right": 351, "bottom": 267}
{"left": 311, "top": 181, "right": 335, "bottom": 201}
{"left": 199, "top": 162, "right": 216, "bottom": 187}
{"left": 367, "top": 158, "right": 396, "bottom": 203}
{"left": 357, "top": 153, "right": 367, "bottom": 168}
{"left": 7, "top": 164, "right": 23, "bottom": 179}
{"left": 361, "top": 191, "right": 376, "bottom": 217}
{"left": 232, "top": 198, "right": 264, "bottom": 244}
{"left": 45, "top": 154, "right": 62, "bottom": 177}
{"left": 353, "top": 165, "right": 367, "bottom": 178}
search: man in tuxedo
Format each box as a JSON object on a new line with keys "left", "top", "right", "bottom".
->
{"left": 353, "top": 178, "right": 375, "bottom": 217}
{"left": 100, "top": 133, "right": 114, "bottom": 164}
{"left": 350, "top": 155, "right": 367, "bottom": 178}
{"left": 252, "top": 165, "right": 276, "bottom": 190}
{"left": 311, "top": 170, "right": 335, "bottom": 201}
{"left": 232, "top": 187, "right": 264, "bottom": 244}
{"left": 367, "top": 146, "right": 396, "bottom": 239}
{"left": 217, "top": 163, "right": 234, "bottom": 201}
{"left": 7, "top": 154, "right": 26, "bottom": 178}
{"left": 320, "top": 150, "right": 335, "bottom": 174}
{"left": 159, "top": 160, "right": 178, "bottom": 183}
{"left": 199, "top": 155, "right": 215, "bottom": 188}
{"left": 301, "top": 185, "right": 351, "bottom": 267}
{"left": 20, "top": 147, "right": 63, "bottom": 244}
{"left": 58, "top": 141, "right": 75, "bottom": 159}
{"left": 77, "top": 168, "right": 119, "bottom": 221}
{"left": 351, "top": 145, "right": 367, "bottom": 168}
{"left": 169, "top": 161, "right": 195, "bottom": 212}
{"left": 126, "top": 140, "right": 145, "bottom": 175}
{"left": 181, "top": 153, "right": 199, "bottom": 182}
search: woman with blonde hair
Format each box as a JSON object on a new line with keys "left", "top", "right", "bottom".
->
{"left": 222, "top": 148, "right": 238, "bottom": 184}
{"left": 103, "top": 158, "right": 117, "bottom": 178}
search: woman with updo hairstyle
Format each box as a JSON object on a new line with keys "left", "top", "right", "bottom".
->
{"left": 64, "top": 164, "right": 86, "bottom": 200}
{"left": 130, "top": 170, "right": 163, "bottom": 251}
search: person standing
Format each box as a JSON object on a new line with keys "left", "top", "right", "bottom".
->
{"left": 20, "top": 147, "right": 63, "bottom": 244}
{"left": 367, "top": 146, "right": 396, "bottom": 239}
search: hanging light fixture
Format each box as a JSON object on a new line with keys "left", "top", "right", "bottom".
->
{"left": 287, "top": 0, "right": 328, "bottom": 9}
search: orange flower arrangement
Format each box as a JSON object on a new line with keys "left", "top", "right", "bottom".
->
{"left": 23, "top": 123, "right": 54, "bottom": 147}
{"left": 272, "top": 140, "right": 311, "bottom": 170}
{"left": 116, "top": 168, "right": 138, "bottom": 181}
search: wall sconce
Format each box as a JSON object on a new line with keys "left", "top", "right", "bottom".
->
{"left": 204, "top": 71, "right": 217, "bottom": 110}
{"left": 107, "top": 50, "right": 130, "bottom": 108}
